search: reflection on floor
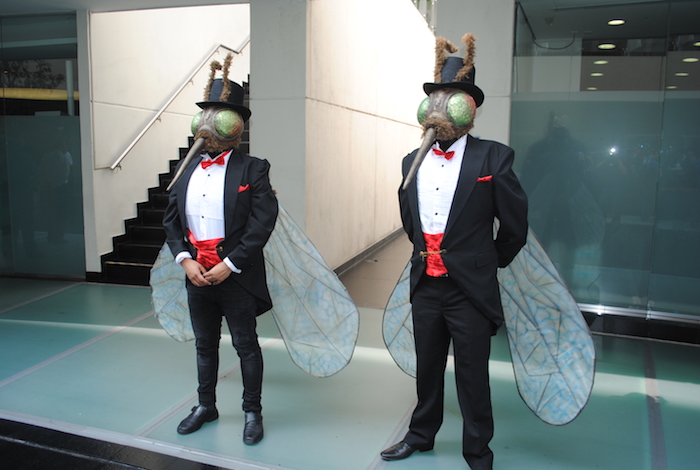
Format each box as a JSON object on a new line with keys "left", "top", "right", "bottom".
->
{"left": 1, "top": 234, "right": 699, "bottom": 470}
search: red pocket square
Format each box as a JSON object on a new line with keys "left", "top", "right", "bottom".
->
{"left": 238, "top": 184, "right": 250, "bottom": 193}
{"left": 477, "top": 175, "right": 493, "bottom": 182}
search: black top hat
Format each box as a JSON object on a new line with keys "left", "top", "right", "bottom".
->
{"left": 197, "top": 78, "right": 251, "bottom": 122}
{"left": 423, "top": 56, "right": 484, "bottom": 108}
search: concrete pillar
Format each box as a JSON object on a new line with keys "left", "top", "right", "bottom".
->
{"left": 249, "top": 0, "right": 308, "bottom": 227}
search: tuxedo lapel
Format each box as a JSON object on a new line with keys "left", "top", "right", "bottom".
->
{"left": 445, "top": 135, "right": 487, "bottom": 239}
{"left": 224, "top": 152, "right": 245, "bottom": 234}
{"left": 176, "top": 156, "right": 201, "bottom": 232}
{"left": 405, "top": 151, "right": 424, "bottom": 248}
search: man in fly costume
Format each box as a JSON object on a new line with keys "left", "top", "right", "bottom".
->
{"left": 381, "top": 34, "right": 528, "bottom": 469}
{"left": 163, "top": 55, "right": 277, "bottom": 445}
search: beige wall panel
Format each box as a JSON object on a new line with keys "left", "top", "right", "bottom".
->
{"left": 305, "top": 0, "right": 434, "bottom": 267}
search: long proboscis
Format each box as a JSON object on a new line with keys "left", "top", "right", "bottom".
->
{"left": 401, "top": 127, "right": 437, "bottom": 191}
{"left": 166, "top": 137, "right": 205, "bottom": 192}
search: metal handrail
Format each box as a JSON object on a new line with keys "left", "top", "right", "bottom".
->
{"left": 109, "top": 38, "right": 250, "bottom": 171}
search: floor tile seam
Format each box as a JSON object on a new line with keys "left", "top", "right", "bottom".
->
{"left": 365, "top": 399, "right": 415, "bottom": 470}
{"left": 644, "top": 342, "right": 668, "bottom": 470}
{"left": 0, "top": 309, "right": 155, "bottom": 390}
{"left": 0, "top": 410, "right": 295, "bottom": 470}
{"left": 0, "top": 282, "right": 80, "bottom": 316}
{"left": 135, "top": 335, "right": 284, "bottom": 437}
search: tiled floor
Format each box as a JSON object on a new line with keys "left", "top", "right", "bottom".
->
{"left": 1, "top": 234, "right": 700, "bottom": 469}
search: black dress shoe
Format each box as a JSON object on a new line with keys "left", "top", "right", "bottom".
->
{"left": 381, "top": 441, "right": 417, "bottom": 461}
{"left": 243, "top": 411, "right": 263, "bottom": 445}
{"left": 177, "top": 405, "right": 219, "bottom": 434}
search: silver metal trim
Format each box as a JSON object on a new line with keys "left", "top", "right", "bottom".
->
{"left": 578, "top": 303, "right": 700, "bottom": 325}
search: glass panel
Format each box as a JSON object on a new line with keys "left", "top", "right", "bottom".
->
{"left": 0, "top": 14, "right": 84, "bottom": 278}
{"left": 512, "top": 1, "right": 670, "bottom": 312}
{"left": 649, "top": 2, "right": 700, "bottom": 315}
{"left": 513, "top": 0, "right": 700, "bottom": 319}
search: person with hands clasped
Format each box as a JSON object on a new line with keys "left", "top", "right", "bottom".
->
{"left": 163, "top": 55, "right": 278, "bottom": 445}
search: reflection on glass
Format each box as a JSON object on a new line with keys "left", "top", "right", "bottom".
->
{"left": 512, "top": 1, "right": 700, "bottom": 318}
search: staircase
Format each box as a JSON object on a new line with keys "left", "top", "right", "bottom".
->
{"left": 99, "top": 84, "right": 250, "bottom": 286}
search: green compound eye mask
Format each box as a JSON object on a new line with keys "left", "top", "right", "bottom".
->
{"left": 417, "top": 88, "right": 477, "bottom": 141}
{"left": 191, "top": 111, "right": 202, "bottom": 135}
{"left": 214, "top": 109, "right": 243, "bottom": 139}
{"left": 446, "top": 93, "right": 475, "bottom": 128}
{"left": 191, "top": 108, "right": 243, "bottom": 142}
{"left": 417, "top": 97, "right": 430, "bottom": 125}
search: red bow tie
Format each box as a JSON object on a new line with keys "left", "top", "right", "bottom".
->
{"left": 201, "top": 154, "right": 226, "bottom": 169}
{"left": 433, "top": 149, "right": 455, "bottom": 160}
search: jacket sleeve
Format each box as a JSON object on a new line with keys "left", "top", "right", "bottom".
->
{"left": 493, "top": 146, "right": 528, "bottom": 267}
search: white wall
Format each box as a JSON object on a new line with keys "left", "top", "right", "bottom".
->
{"left": 305, "top": 0, "right": 435, "bottom": 268}
{"left": 251, "top": 0, "right": 434, "bottom": 269}
{"left": 249, "top": 0, "right": 308, "bottom": 227}
{"left": 436, "top": 0, "right": 515, "bottom": 145}
{"left": 82, "top": 4, "right": 250, "bottom": 271}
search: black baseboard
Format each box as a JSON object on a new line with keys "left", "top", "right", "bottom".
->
{"left": 583, "top": 311, "right": 700, "bottom": 345}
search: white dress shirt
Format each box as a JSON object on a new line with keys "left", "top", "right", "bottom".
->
{"left": 175, "top": 150, "right": 240, "bottom": 272}
{"left": 417, "top": 135, "right": 467, "bottom": 235}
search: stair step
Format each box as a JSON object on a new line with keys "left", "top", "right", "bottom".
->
{"left": 104, "top": 259, "right": 154, "bottom": 268}
{"left": 101, "top": 262, "right": 152, "bottom": 286}
{"left": 127, "top": 225, "right": 166, "bottom": 242}
{"left": 150, "top": 193, "right": 169, "bottom": 208}
{"left": 140, "top": 208, "right": 166, "bottom": 225}
{"left": 115, "top": 241, "right": 162, "bottom": 262}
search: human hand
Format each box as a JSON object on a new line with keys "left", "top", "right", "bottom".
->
{"left": 202, "top": 262, "right": 232, "bottom": 286}
{"left": 181, "top": 258, "right": 210, "bottom": 287}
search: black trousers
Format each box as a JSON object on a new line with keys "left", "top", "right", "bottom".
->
{"left": 186, "top": 276, "right": 263, "bottom": 412}
{"left": 404, "top": 275, "right": 495, "bottom": 470}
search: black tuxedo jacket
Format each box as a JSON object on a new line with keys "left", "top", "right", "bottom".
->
{"left": 399, "top": 134, "right": 528, "bottom": 327}
{"left": 163, "top": 151, "right": 279, "bottom": 315}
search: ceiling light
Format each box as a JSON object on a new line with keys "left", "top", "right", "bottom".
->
{"left": 608, "top": 19, "right": 625, "bottom": 26}
{"left": 591, "top": 72, "right": 604, "bottom": 77}
{"left": 666, "top": 86, "right": 678, "bottom": 89}
{"left": 694, "top": 41, "right": 700, "bottom": 47}
{"left": 682, "top": 58, "right": 699, "bottom": 63}
{"left": 675, "top": 72, "right": 690, "bottom": 77}
{"left": 594, "top": 60, "right": 609, "bottom": 65}
{"left": 598, "top": 43, "right": 616, "bottom": 50}
{"left": 587, "top": 87, "right": 598, "bottom": 90}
